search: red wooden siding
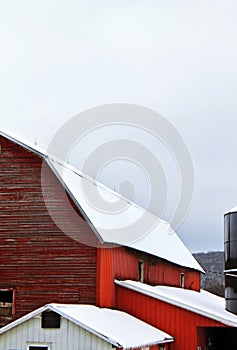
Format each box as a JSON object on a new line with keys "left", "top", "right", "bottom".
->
{"left": 116, "top": 285, "right": 226, "bottom": 350}
{"left": 97, "top": 246, "right": 200, "bottom": 308}
{"left": 0, "top": 136, "right": 98, "bottom": 324}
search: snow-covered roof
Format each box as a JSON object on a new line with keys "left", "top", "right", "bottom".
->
{"left": 225, "top": 206, "right": 237, "bottom": 214}
{"left": 115, "top": 280, "right": 237, "bottom": 327}
{"left": 0, "top": 127, "right": 203, "bottom": 272}
{"left": 47, "top": 159, "right": 203, "bottom": 272}
{"left": 0, "top": 127, "right": 45, "bottom": 157}
{"left": 0, "top": 304, "right": 173, "bottom": 348}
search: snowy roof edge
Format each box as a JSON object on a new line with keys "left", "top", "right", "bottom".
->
{"left": 0, "top": 303, "right": 173, "bottom": 348}
{"left": 0, "top": 304, "right": 121, "bottom": 347}
{"left": 115, "top": 280, "right": 237, "bottom": 327}
{"left": 0, "top": 127, "right": 163, "bottom": 216}
{"left": 0, "top": 127, "right": 203, "bottom": 272}
{"left": 224, "top": 206, "right": 237, "bottom": 215}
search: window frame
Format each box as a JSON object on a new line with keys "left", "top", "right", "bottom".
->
{"left": 0, "top": 288, "right": 16, "bottom": 318}
{"left": 26, "top": 343, "right": 51, "bottom": 350}
{"left": 180, "top": 272, "right": 185, "bottom": 288}
{"left": 41, "top": 310, "right": 61, "bottom": 329}
{"left": 138, "top": 260, "right": 144, "bottom": 282}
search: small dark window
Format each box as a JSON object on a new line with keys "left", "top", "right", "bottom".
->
{"left": 41, "top": 311, "right": 61, "bottom": 328}
{"left": 0, "top": 290, "right": 13, "bottom": 317}
{"left": 138, "top": 261, "right": 144, "bottom": 282}
{"left": 29, "top": 347, "right": 48, "bottom": 350}
{"left": 180, "top": 273, "right": 185, "bottom": 288}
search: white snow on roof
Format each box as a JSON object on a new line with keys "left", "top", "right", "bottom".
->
{"left": 0, "top": 127, "right": 45, "bottom": 156}
{"left": 0, "top": 304, "right": 173, "bottom": 348}
{"left": 47, "top": 159, "right": 204, "bottom": 272}
{"left": 0, "top": 127, "right": 203, "bottom": 272}
{"left": 225, "top": 206, "right": 237, "bottom": 214}
{"left": 115, "top": 280, "right": 237, "bottom": 327}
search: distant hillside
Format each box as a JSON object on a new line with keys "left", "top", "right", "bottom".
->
{"left": 193, "top": 251, "right": 225, "bottom": 297}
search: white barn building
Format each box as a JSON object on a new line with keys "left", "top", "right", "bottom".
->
{"left": 0, "top": 304, "right": 173, "bottom": 350}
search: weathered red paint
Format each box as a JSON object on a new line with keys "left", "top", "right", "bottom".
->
{"left": 0, "top": 136, "right": 98, "bottom": 324}
{"left": 116, "top": 285, "right": 227, "bottom": 350}
{"left": 0, "top": 131, "right": 203, "bottom": 348}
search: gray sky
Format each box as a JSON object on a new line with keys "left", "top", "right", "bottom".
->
{"left": 1, "top": 0, "right": 237, "bottom": 252}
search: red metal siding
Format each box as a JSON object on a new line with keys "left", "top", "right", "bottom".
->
{"left": 0, "top": 136, "right": 98, "bottom": 324}
{"left": 97, "top": 246, "right": 200, "bottom": 308}
{"left": 96, "top": 247, "right": 113, "bottom": 307}
{"left": 120, "top": 248, "right": 200, "bottom": 291}
{"left": 96, "top": 246, "right": 138, "bottom": 307}
{"left": 147, "top": 260, "right": 200, "bottom": 291}
{"left": 116, "top": 286, "right": 226, "bottom": 350}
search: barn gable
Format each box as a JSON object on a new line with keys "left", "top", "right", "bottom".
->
{"left": 0, "top": 133, "right": 98, "bottom": 325}
{"left": 0, "top": 127, "right": 203, "bottom": 344}
{"left": 0, "top": 304, "right": 173, "bottom": 350}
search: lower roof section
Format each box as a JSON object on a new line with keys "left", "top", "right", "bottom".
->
{"left": 115, "top": 280, "right": 237, "bottom": 327}
{"left": 0, "top": 303, "right": 173, "bottom": 349}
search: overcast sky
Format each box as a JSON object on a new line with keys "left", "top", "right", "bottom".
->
{"left": 1, "top": 0, "right": 237, "bottom": 252}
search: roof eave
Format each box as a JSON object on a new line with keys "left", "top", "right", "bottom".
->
{"left": 114, "top": 280, "right": 237, "bottom": 328}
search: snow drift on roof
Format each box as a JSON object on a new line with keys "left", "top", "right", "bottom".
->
{"left": 115, "top": 280, "right": 237, "bottom": 327}
{"left": 0, "top": 304, "right": 173, "bottom": 348}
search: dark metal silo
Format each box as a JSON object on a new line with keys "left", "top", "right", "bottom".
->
{"left": 224, "top": 207, "right": 237, "bottom": 314}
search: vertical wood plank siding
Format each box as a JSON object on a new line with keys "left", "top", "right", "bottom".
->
{"left": 97, "top": 246, "right": 200, "bottom": 308}
{"left": 0, "top": 136, "right": 98, "bottom": 324}
{"left": 116, "top": 286, "right": 226, "bottom": 350}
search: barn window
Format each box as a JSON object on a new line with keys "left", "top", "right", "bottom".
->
{"left": 28, "top": 347, "right": 49, "bottom": 350}
{"left": 138, "top": 261, "right": 144, "bottom": 282}
{"left": 27, "top": 345, "right": 50, "bottom": 350}
{"left": 0, "top": 289, "right": 14, "bottom": 317}
{"left": 41, "top": 310, "right": 61, "bottom": 328}
{"left": 180, "top": 273, "right": 185, "bottom": 288}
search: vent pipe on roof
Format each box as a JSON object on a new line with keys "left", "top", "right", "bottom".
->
{"left": 224, "top": 208, "right": 237, "bottom": 314}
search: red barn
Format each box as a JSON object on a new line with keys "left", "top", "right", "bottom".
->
{"left": 0, "top": 128, "right": 237, "bottom": 349}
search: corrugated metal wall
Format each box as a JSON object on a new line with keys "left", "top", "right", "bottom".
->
{"left": 145, "top": 258, "right": 200, "bottom": 291}
{"left": 97, "top": 246, "right": 200, "bottom": 308}
{"left": 116, "top": 285, "right": 226, "bottom": 350}
{"left": 0, "top": 136, "right": 98, "bottom": 323}
{"left": 0, "top": 315, "right": 113, "bottom": 350}
{"left": 96, "top": 247, "right": 113, "bottom": 307}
